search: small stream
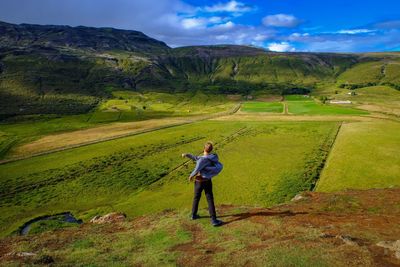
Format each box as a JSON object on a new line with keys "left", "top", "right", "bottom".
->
{"left": 19, "top": 212, "right": 82, "bottom": 235}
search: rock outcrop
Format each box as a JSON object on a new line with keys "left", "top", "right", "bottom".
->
{"left": 377, "top": 240, "right": 400, "bottom": 259}
{"left": 90, "top": 212, "right": 126, "bottom": 224}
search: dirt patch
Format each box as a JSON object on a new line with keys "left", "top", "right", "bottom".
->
{"left": 0, "top": 239, "right": 12, "bottom": 259}
{"left": 170, "top": 222, "right": 224, "bottom": 266}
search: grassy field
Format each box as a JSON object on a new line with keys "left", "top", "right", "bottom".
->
{"left": 99, "top": 91, "right": 235, "bottom": 115}
{"left": 284, "top": 95, "right": 312, "bottom": 101}
{"left": 336, "top": 59, "right": 400, "bottom": 88}
{"left": 337, "top": 61, "right": 384, "bottom": 87}
{"left": 0, "top": 120, "right": 339, "bottom": 237}
{"left": 285, "top": 95, "right": 368, "bottom": 115}
{"left": 0, "top": 92, "right": 236, "bottom": 159}
{"left": 325, "top": 86, "right": 400, "bottom": 116}
{"left": 316, "top": 121, "right": 400, "bottom": 192}
{"left": 0, "top": 90, "right": 399, "bottom": 263}
{"left": 6, "top": 118, "right": 192, "bottom": 159}
{"left": 241, "top": 102, "right": 283, "bottom": 113}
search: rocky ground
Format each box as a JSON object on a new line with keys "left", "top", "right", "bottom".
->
{"left": 0, "top": 188, "right": 399, "bottom": 266}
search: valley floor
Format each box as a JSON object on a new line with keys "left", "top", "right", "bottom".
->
{"left": 0, "top": 92, "right": 399, "bottom": 266}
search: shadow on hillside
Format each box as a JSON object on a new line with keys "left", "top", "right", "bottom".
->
{"left": 218, "top": 210, "right": 307, "bottom": 226}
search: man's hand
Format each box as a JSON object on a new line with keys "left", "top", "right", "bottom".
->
{"left": 188, "top": 176, "right": 194, "bottom": 182}
{"left": 182, "top": 153, "right": 186, "bottom": 158}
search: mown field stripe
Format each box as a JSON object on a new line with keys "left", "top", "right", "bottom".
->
{"left": 0, "top": 104, "right": 241, "bottom": 165}
{"left": 312, "top": 122, "right": 343, "bottom": 191}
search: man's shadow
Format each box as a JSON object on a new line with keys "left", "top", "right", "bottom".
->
{"left": 216, "top": 210, "right": 307, "bottom": 226}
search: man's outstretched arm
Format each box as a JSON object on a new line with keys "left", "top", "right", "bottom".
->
{"left": 182, "top": 153, "right": 199, "bottom": 161}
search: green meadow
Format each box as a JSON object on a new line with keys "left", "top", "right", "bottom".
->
{"left": 285, "top": 95, "right": 368, "bottom": 115}
{"left": 99, "top": 91, "right": 235, "bottom": 115}
{"left": 0, "top": 120, "right": 339, "bottom": 236}
{"left": 322, "top": 86, "right": 400, "bottom": 116}
{"left": 0, "top": 91, "right": 236, "bottom": 159}
{"left": 0, "top": 90, "right": 399, "bottom": 239}
{"left": 241, "top": 101, "right": 283, "bottom": 113}
{"left": 317, "top": 121, "right": 400, "bottom": 192}
{"left": 284, "top": 95, "right": 311, "bottom": 101}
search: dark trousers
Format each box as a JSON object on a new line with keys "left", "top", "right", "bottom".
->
{"left": 192, "top": 179, "right": 217, "bottom": 219}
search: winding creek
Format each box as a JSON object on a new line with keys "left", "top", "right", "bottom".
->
{"left": 19, "top": 212, "right": 82, "bottom": 235}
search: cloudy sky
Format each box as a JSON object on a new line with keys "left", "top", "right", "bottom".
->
{"left": 0, "top": 0, "right": 399, "bottom": 52}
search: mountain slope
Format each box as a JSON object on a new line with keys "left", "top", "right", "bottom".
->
{"left": 0, "top": 21, "right": 400, "bottom": 118}
{"left": 0, "top": 21, "right": 169, "bottom": 54}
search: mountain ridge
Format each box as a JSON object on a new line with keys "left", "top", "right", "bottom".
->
{"left": 0, "top": 20, "right": 170, "bottom": 54}
{"left": 0, "top": 20, "right": 399, "bottom": 118}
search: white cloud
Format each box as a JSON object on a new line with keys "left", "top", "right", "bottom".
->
{"left": 254, "top": 34, "right": 268, "bottom": 41}
{"left": 289, "top": 28, "right": 400, "bottom": 52}
{"left": 212, "top": 21, "right": 235, "bottom": 29}
{"left": 290, "top": 32, "right": 309, "bottom": 38}
{"left": 262, "top": 14, "right": 301, "bottom": 28}
{"left": 181, "top": 17, "right": 207, "bottom": 29}
{"left": 267, "top": 42, "right": 295, "bottom": 52}
{"left": 337, "top": 29, "right": 375, "bottom": 34}
{"left": 204, "top": 1, "right": 252, "bottom": 13}
{"left": 215, "top": 35, "right": 229, "bottom": 40}
{"left": 180, "top": 16, "right": 231, "bottom": 30}
{"left": 208, "top": 16, "right": 223, "bottom": 23}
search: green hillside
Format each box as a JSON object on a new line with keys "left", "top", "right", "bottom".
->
{"left": 337, "top": 56, "right": 400, "bottom": 89}
{"left": 1, "top": 21, "right": 400, "bottom": 119}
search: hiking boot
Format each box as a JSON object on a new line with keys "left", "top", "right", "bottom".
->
{"left": 191, "top": 214, "right": 200, "bottom": 220}
{"left": 211, "top": 219, "right": 223, "bottom": 227}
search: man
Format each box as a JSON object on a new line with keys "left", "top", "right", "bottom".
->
{"left": 182, "top": 141, "right": 223, "bottom": 227}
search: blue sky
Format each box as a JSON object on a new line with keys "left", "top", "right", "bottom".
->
{"left": 0, "top": 0, "right": 399, "bottom": 52}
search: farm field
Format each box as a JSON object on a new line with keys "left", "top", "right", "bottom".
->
{"left": 327, "top": 86, "right": 400, "bottom": 116}
{"left": 241, "top": 101, "right": 283, "bottom": 113}
{"left": 286, "top": 96, "right": 368, "bottom": 115}
{"left": 316, "top": 121, "right": 400, "bottom": 192}
{"left": 0, "top": 120, "right": 339, "bottom": 237}
{"left": 0, "top": 92, "right": 236, "bottom": 159}
{"left": 212, "top": 113, "right": 373, "bottom": 122}
{"left": 99, "top": 91, "right": 236, "bottom": 115}
{"left": 4, "top": 115, "right": 215, "bottom": 160}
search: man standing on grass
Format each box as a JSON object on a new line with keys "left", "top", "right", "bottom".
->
{"left": 182, "top": 141, "right": 223, "bottom": 227}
